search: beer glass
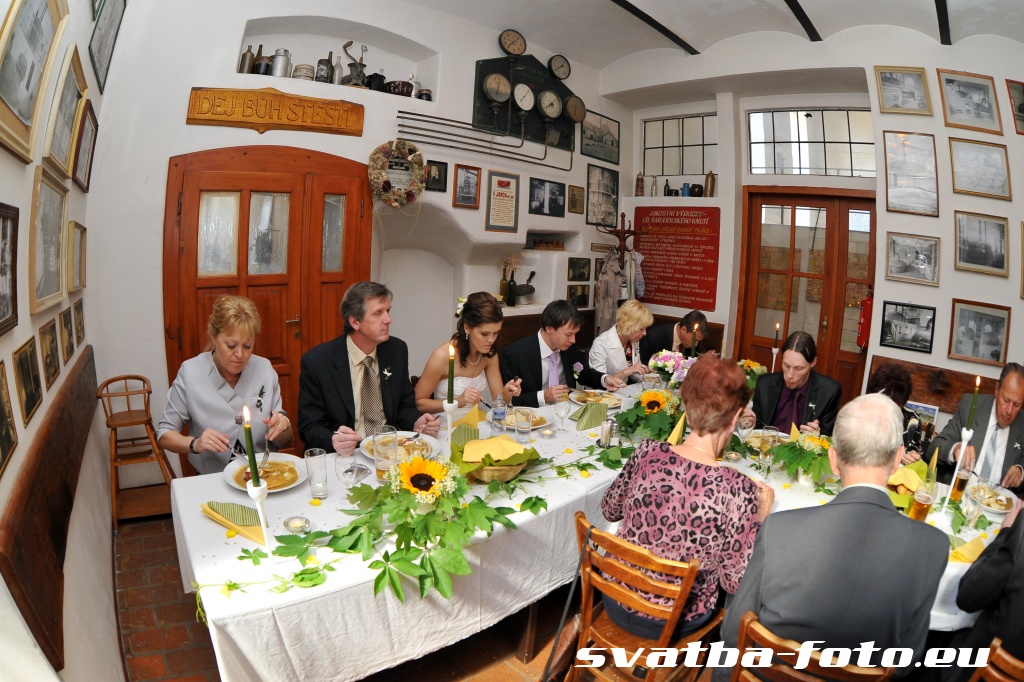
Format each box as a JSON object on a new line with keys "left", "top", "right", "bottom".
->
{"left": 908, "top": 480, "right": 936, "bottom": 522}
{"left": 372, "top": 426, "right": 398, "bottom": 480}
{"left": 950, "top": 467, "right": 972, "bottom": 503}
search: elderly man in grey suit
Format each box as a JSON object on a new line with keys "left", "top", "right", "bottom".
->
{"left": 931, "top": 362, "right": 1024, "bottom": 493}
{"left": 717, "top": 393, "right": 949, "bottom": 678}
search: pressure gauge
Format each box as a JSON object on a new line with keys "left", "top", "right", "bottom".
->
{"left": 536, "top": 90, "right": 563, "bottom": 119}
{"left": 483, "top": 73, "right": 512, "bottom": 103}
{"left": 513, "top": 83, "right": 535, "bottom": 111}
{"left": 499, "top": 29, "right": 527, "bottom": 56}
{"left": 548, "top": 54, "right": 571, "bottom": 80}
{"left": 564, "top": 95, "right": 586, "bottom": 123}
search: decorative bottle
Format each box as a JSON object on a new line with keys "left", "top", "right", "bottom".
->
{"left": 491, "top": 395, "right": 506, "bottom": 434}
{"left": 663, "top": 178, "right": 670, "bottom": 196}
{"left": 499, "top": 267, "right": 508, "bottom": 300}
{"left": 331, "top": 56, "right": 345, "bottom": 84}
{"left": 506, "top": 270, "right": 517, "bottom": 307}
{"left": 238, "top": 45, "right": 255, "bottom": 74}
{"left": 315, "top": 51, "right": 333, "bottom": 82}
{"left": 252, "top": 45, "right": 272, "bottom": 75}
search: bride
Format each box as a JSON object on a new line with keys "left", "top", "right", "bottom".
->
{"left": 415, "top": 292, "right": 521, "bottom": 414}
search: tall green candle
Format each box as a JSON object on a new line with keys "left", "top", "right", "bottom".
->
{"left": 774, "top": 322, "right": 780, "bottom": 348}
{"left": 966, "top": 376, "right": 980, "bottom": 428}
{"left": 447, "top": 343, "right": 455, "bottom": 403}
{"left": 691, "top": 323, "right": 699, "bottom": 358}
{"left": 242, "top": 405, "right": 260, "bottom": 487}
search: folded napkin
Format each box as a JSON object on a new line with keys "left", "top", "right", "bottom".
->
{"left": 462, "top": 434, "right": 523, "bottom": 463}
{"left": 887, "top": 460, "right": 929, "bottom": 510}
{"left": 451, "top": 423, "right": 480, "bottom": 449}
{"left": 455, "top": 404, "right": 488, "bottom": 428}
{"left": 201, "top": 501, "right": 266, "bottom": 546}
{"left": 576, "top": 403, "right": 607, "bottom": 431}
{"left": 667, "top": 413, "right": 687, "bottom": 446}
{"left": 950, "top": 536, "right": 986, "bottom": 562}
{"left": 790, "top": 423, "right": 800, "bottom": 442}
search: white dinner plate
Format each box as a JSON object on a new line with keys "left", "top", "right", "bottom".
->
{"left": 968, "top": 483, "right": 1016, "bottom": 515}
{"left": 487, "top": 410, "right": 550, "bottom": 430}
{"left": 569, "top": 390, "right": 623, "bottom": 411}
{"left": 223, "top": 453, "right": 307, "bottom": 493}
{"left": 358, "top": 431, "right": 441, "bottom": 460}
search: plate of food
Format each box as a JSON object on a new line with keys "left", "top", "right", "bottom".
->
{"left": 569, "top": 390, "right": 623, "bottom": 410}
{"left": 968, "top": 483, "right": 1016, "bottom": 514}
{"left": 224, "top": 453, "right": 307, "bottom": 493}
{"left": 358, "top": 431, "right": 441, "bottom": 460}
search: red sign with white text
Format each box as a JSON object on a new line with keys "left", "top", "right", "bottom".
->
{"left": 634, "top": 206, "right": 720, "bottom": 311}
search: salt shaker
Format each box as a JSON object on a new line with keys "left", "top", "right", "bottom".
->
{"left": 600, "top": 418, "right": 614, "bottom": 448}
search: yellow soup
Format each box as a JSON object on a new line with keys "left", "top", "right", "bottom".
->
{"left": 234, "top": 461, "right": 299, "bottom": 490}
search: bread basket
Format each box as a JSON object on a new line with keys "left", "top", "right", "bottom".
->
{"left": 469, "top": 462, "right": 526, "bottom": 483}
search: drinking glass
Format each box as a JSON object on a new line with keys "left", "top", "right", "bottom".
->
{"left": 304, "top": 448, "right": 328, "bottom": 499}
{"left": 554, "top": 396, "right": 571, "bottom": 433}
{"left": 950, "top": 467, "right": 972, "bottom": 503}
{"left": 908, "top": 480, "right": 936, "bottom": 522}
{"left": 642, "top": 374, "right": 660, "bottom": 392}
{"left": 372, "top": 425, "right": 398, "bottom": 480}
{"left": 514, "top": 407, "right": 534, "bottom": 445}
{"left": 759, "top": 427, "right": 779, "bottom": 481}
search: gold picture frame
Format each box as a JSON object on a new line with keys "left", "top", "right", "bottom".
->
{"left": 874, "top": 66, "right": 932, "bottom": 115}
{"left": 949, "top": 298, "right": 1010, "bottom": 367}
{"left": 0, "top": 361, "right": 19, "bottom": 480}
{"left": 949, "top": 137, "right": 1011, "bottom": 201}
{"left": 937, "top": 69, "right": 1003, "bottom": 136}
{"left": 42, "top": 44, "right": 87, "bottom": 179}
{"left": 29, "top": 166, "right": 67, "bottom": 313}
{"left": 38, "top": 318, "right": 59, "bottom": 389}
{"left": 12, "top": 336, "right": 42, "bottom": 426}
{"left": 58, "top": 307, "right": 73, "bottom": 364}
{"left": 954, "top": 210, "right": 1008, "bottom": 277}
{"left": 67, "top": 220, "right": 85, "bottom": 292}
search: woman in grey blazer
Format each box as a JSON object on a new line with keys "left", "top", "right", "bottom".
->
{"left": 157, "top": 296, "right": 292, "bottom": 474}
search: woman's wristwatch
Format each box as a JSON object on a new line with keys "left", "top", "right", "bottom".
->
{"left": 189, "top": 436, "right": 199, "bottom": 453}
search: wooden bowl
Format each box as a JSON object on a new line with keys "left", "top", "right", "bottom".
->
{"left": 469, "top": 463, "right": 526, "bottom": 483}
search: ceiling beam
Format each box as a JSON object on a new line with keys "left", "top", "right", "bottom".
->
{"left": 606, "top": 0, "right": 700, "bottom": 55}
{"left": 781, "top": 0, "right": 822, "bottom": 41}
{"left": 934, "top": 0, "right": 952, "bottom": 44}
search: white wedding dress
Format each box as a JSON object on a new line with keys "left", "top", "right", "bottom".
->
{"left": 433, "top": 373, "right": 491, "bottom": 418}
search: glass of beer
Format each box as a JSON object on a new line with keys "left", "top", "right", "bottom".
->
{"left": 950, "top": 468, "right": 972, "bottom": 503}
{"left": 908, "top": 480, "right": 936, "bottom": 522}
{"left": 372, "top": 426, "right": 398, "bottom": 480}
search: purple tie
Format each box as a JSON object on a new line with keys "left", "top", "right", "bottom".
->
{"left": 548, "top": 352, "right": 560, "bottom": 388}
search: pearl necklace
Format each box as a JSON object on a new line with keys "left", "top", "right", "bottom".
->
{"left": 467, "top": 353, "right": 482, "bottom": 366}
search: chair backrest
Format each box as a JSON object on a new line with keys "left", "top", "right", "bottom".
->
{"left": 574, "top": 511, "right": 699, "bottom": 649}
{"left": 968, "top": 639, "right": 1024, "bottom": 682}
{"left": 97, "top": 374, "right": 153, "bottom": 422}
{"left": 731, "top": 611, "right": 894, "bottom": 682}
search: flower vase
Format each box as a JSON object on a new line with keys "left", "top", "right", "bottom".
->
{"left": 655, "top": 372, "right": 671, "bottom": 389}
{"left": 417, "top": 501, "right": 436, "bottom": 515}
{"left": 797, "top": 469, "right": 814, "bottom": 486}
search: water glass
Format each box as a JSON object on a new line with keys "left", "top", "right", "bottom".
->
{"left": 641, "top": 374, "right": 661, "bottom": 392}
{"left": 759, "top": 427, "right": 779, "bottom": 480}
{"left": 554, "top": 396, "right": 571, "bottom": 433}
{"left": 304, "top": 448, "right": 328, "bottom": 499}
{"left": 372, "top": 425, "right": 398, "bottom": 480}
{"left": 514, "top": 407, "right": 534, "bottom": 445}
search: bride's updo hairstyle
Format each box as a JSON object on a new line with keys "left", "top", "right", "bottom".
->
{"left": 452, "top": 292, "right": 504, "bottom": 366}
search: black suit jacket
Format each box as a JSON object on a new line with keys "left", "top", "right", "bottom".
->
{"left": 751, "top": 370, "right": 842, "bottom": 437}
{"left": 499, "top": 334, "right": 604, "bottom": 408}
{"left": 930, "top": 394, "right": 1024, "bottom": 492}
{"left": 638, "top": 322, "right": 708, "bottom": 365}
{"left": 297, "top": 335, "right": 421, "bottom": 451}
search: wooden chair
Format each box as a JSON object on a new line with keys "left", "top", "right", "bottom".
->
{"left": 730, "top": 611, "right": 894, "bottom": 681}
{"left": 567, "top": 511, "right": 723, "bottom": 682}
{"left": 968, "top": 638, "right": 1024, "bottom": 682}
{"left": 97, "top": 375, "right": 176, "bottom": 532}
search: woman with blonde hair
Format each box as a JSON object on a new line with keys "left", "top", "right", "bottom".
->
{"left": 157, "top": 295, "right": 292, "bottom": 474}
{"left": 589, "top": 299, "right": 654, "bottom": 383}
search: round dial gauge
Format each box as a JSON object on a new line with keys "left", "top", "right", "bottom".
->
{"left": 548, "top": 54, "right": 571, "bottom": 80}
{"left": 483, "top": 73, "right": 512, "bottom": 103}
{"left": 498, "top": 29, "right": 527, "bottom": 56}
{"left": 536, "top": 90, "right": 563, "bottom": 119}
{"left": 513, "top": 83, "right": 535, "bottom": 111}
{"left": 564, "top": 95, "right": 586, "bottom": 123}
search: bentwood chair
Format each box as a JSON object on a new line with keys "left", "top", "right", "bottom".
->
{"left": 567, "top": 511, "right": 723, "bottom": 682}
{"left": 730, "top": 611, "right": 895, "bottom": 682}
{"left": 968, "top": 638, "right": 1024, "bottom": 681}
{"left": 97, "top": 375, "right": 177, "bottom": 532}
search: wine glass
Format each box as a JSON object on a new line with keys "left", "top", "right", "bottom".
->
{"left": 554, "top": 395, "right": 572, "bottom": 433}
{"left": 759, "top": 427, "right": 779, "bottom": 481}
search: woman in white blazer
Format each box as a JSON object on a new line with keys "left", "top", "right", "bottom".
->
{"left": 589, "top": 300, "right": 654, "bottom": 383}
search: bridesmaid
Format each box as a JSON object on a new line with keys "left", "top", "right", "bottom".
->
{"left": 415, "top": 292, "right": 521, "bottom": 414}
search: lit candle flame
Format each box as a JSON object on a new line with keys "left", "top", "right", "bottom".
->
{"left": 976, "top": 376, "right": 981, "bottom": 388}
{"left": 776, "top": 322, "right": 780, "bottom": 330}
{"left": 449, "top": 343, "right": 455, "bottom": 359}
{"left": 243, "top": 405, "right": 251, "bottom": 424}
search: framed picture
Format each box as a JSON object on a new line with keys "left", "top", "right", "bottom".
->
{"left": 586, "top": 164, "right": 619, "bottom": 227}
{"left": 485, "top": 170, "right": 519, "bottom": 233}
{"left": 12, "top": 336, "right": 42, "bottom": 426}
{"left": 581, "top": 110, "right": 620, "bottom": 165}
{"left": 72, "top": 99, "right": 97, "bottom": 192}
{"left": 883, "top": 131, "right": 938, "bottom": 216}
{"left": 568, "top": 257, "right": 591, "bottom": 282}
{"left": 950, "top": 138, "right": 1011, "bottom": 200}
{"left": 954, "top": 211, "right": 1008, "bottom": 277}
{"left": 879, "top": 301, "right": 936, "bottom": 353}
{"left": 904, "top": 400, "right": 939, "bottom": 437}
{"left": 91, "top": 0, "right": 100, "bottom": 19}
{"left": 874, "top": 66, "right": 932, "bottom": 115}
{"left": 0, "top": 0, "right": 68, "bottom": 163}
{"left": 425, "top": 160, "right": 447, "bottom": 192}
{"left": 73, "top": 298, "right": 84, "bottom": 344}
{"left": 0, "top": 361, "right": 18, "bottom": 479}
{"left": 937, "top": 69, "right": 1003, "bottom": 135}
{"left": 567, "top": 185, "right": 584, "bottom": 214}
{"left": 528, "top": 177, "right": 566, "bottom": 218}
{"left": 567, "top": 284, "right": 590, "bottom": 308}
{"left": 452, "top": 164, "right": 481, "bottom": 209}
{"left": 949, "top": 299, "right": 1010, "bottom": 367}
{"left": 0, "top": 203, "right": 19, "bottom": 337}
{"left": 1007, "top": 80, "right": 1024, "bottom": 136}
{"left": 58, "top": 307, "right": 74, "bottom": 364}
{"left": 29, "top": 166, "right": 67, "bottom": 313}
{"left": 67, "top": 220, "right": 86, "bottom": 291}
{"left": 886, "top": 232, "right": 939, "bottom": 286}
{"left": 42, "top": 44, "right": 87, "bottom": 179}
{"left": 38, "top": 319, "right": 59, "bottom": 389}
{"left": 89, "top": 0, "right": 126, "bottom": 93}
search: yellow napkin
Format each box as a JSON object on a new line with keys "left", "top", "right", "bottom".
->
{"left": 463, "top": 434, "right": 524, "bottom": 463}
{"left": 667, "top": 413, "right": 687, "bottom": 445}
{"left": 887, "top": 460, "right": 928, "bottom": 509}
{"left": 888, "top": 466, "right": 923, "bottom": 493}
{"left": 789, "top": 423, "right": 800, "bottom": 441}
{"left": 201, "top": 502, "right": 266, "bottom": 546}
{"left": 951, "top": 536, "right": 986, "bottom": 562}
{"left": 455, "top": 404, "right": 488, "bottom": 427}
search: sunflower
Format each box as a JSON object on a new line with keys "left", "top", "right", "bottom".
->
{"left": 640, "top": 390, "right": 668, "bottom": 414}
{"left": 399, "top": 457, "right": 447, "bottom": 497}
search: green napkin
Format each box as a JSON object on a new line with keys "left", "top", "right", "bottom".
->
{"left": 948, "top": 534, "right": 967, "bottom": 551}
{"left": 208, "top": 501, "right": 260, "bottom": 527}
{"left": 887, "top": 460, "right": 930, "bottom": 510}
{"left": 576, "top": 403, "right": 607, "bottom": 431}
{"left": 451, "top": 424, "right": 480, "bottom": 449}
{"left": 569, "top": 405, "right": 586, "bottom": 420}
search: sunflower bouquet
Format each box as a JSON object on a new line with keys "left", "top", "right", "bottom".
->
{"left": 738, "top": 359, "right": 767, "bottom": 391}
{"left": 616, "top": 388, "right": 681, "bottom": 442}
{"left": 648, "top": 350, "right": 697, "bottom": 389}
{"left": 772, "top": 432, "right": 834, "bottom": 483}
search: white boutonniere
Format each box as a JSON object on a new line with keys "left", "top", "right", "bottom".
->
{"left": 382, "top": 367, "right": 392, "bottom": 382}
{"left": 1015, "top": 442, "right": 1021, "bottom": 450}
{"left": 808, "top": 401, "right": 817, "bottom": 414}
{"left": 254, "top": 385, "right": 266, "bottom": 412}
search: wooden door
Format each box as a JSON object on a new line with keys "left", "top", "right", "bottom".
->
{"left": 163, "top": 147, "right": 371, "bottom": 455}
{"left": 736, "top": 188, "right": 875, "bottom": 405}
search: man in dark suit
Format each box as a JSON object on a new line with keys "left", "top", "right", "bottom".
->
{"left": 298, "top": 281, "right": 440, "bottom": 455}
{"left": 931, "top": 363, "right": 1024, "bottom": 493}
{"left": 638, "top": 310, "right": 708, "bottom": 365}
{"left": 499, "top": 300, "right": 624, "bottom": 408}
{"left": 718, "top": 393, "right": 949, "bottom": 680}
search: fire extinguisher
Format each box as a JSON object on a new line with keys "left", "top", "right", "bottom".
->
{"left": 856, "top": 289, "right": 873, "bottom": 350}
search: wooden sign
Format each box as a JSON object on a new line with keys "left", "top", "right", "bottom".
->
{"left": 186, "top": 87, "right": 364, "bottom": 136}
{"left": 634, "top": 206, "right": 720, "bottom": 311}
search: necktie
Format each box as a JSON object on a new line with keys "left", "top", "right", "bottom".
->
{"left": 360, "top": 356, "right": 386, "bottom": 436}
{"left": 548, "top": 352, "right": 560, "bottom": 388}
{"left": 979, "top": 426, "right": 999, "bottom": 481}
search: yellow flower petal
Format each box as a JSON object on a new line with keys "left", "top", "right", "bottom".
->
{"left": 982, "top": 532, "right": 989, "bottom": 539}
{"left": 563, "top": 448, "right": 573, "bottom": 454}
{"left": 782, "top": 483, "right": 791, "bottom": 489}
{"left": 588, "top": 432, "right": 598, "bottom": 438}
{"left": 928, "top": 521, "right": 936, "bottom": 526}
{"left": 399, "top": 456, "right": 446, "bottom": 497}
{"left": 581, "top": 470, "right": 591, "bottom": 478}
{"left": 226, "top": 529, "right": 237, "bottom": 538}
{"left": 309, "top": 498, "right": 321, "bottom": 506}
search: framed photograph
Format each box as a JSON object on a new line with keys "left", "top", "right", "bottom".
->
{"left": 0, "top": 203, "right": 19, "bottom": 337}
{"left": 91, "top": 0, "right": 100, "bottom": 19}
{"left": 67, "top": 220, "right": 86, "bottom": 291}
{"left": 29, "top": 166, "right": 67, "bottom": 313}
{"left": 38, "top": 319, "right": 59, "bottom": 389}
{"left": 883, "top": 131, "right": 938, "bottom": 216}
{"left": 949, "top": 299, "right": 1010, "bottom": 367}
{"left": 528, "top": 177, "right": 566, "bottom": 218}
{"left": 452, "top": 164, "right": 481, "bottom": 209}
{"left": 954, "top": 211, "right": 1008, "bottom": 277}
{"left": 567, "top": 185, "right": 584, "bottom": 214}
{"left": 581, "top": 110, "right": 620, "bottom": 165}
{"left": 879, "top": 301, "right": 936, "bottom": 353}
{"left": 1007, "top": 80, "right": 1024, "bottom": 136}
{"left": 89, "top": 0, "right": 126, "bottom": 93}
{"left": 937, "top": 69, "right": 1003, "bottom": 135}
{"left": 904, "top": 400, "right": 939, "bottom": 437}
{"left": 886, "top": 232, "right": 939, "bottom": 286}
{"left": 950, "top": 138, "right": 1011, "bottom": 200}
{"left": 12, "top": 336, "right": 42, "bottom": 426}
{"left": 42, "top": 44, "right": 87, "bottom": 179}
{"left": 425, "top": 160, "right": 447, "bottom": 192}
{"left": 568, "top": 257, "right": 591, "bottom": 282}
{"left": 73, "top": 298, "right": 84, "bottom": 344}
{"left": 874, "top": 66, "right": 932, "bottom": 115}
{"left": 0, "top": 0, "right": 68, "bottom": 163}
{"left": 485, "top": 170, "right": 519, "bottom": 233}
{"left": 586, "top": 164, "right": 619, "bottom": 227}
{"left": 0, "top": 361, "right": 18, "bottom": 479}
{"left": 58, "top": 307, "right": 73, "bottom": 364}
{"left": 567, "top": 284, "right": 590, "bottom": 308}
{"left": 72, "top": 99, "right": 97, "bottom": 191}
